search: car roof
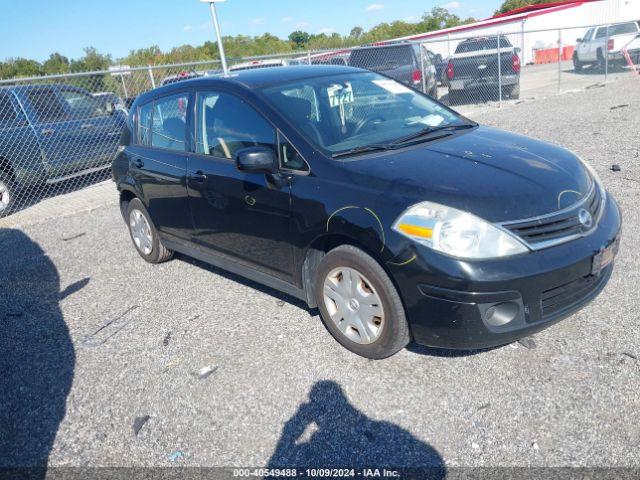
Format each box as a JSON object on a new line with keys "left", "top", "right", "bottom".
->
{"left": 135, "top": 65, "right": 365, "bottom": 104}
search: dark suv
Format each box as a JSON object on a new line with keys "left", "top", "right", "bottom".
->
{"left": 349, "top": 42, "right": 439, "bottom": 99}
{"left": 113, "top": 66, "right": 620, "bottom": 359}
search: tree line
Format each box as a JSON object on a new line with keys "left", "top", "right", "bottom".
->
{"left": 0, "top": 7, "right": 474, "bottom": 80}
{"left": 0, "top": 0, "right": 557, "bottom": 81}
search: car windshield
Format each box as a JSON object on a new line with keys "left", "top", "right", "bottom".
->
{"left": 261, "top": 72, "right": 467, "bottom": 156}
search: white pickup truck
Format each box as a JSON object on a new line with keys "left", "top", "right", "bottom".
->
{"left": 573, "top": 21, "right": 640, "bottom": 71}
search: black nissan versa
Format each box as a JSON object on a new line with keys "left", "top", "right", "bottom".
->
{"left": 113, "top": 65, "right": 621, "bottom": 359}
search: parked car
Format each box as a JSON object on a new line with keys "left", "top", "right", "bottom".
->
{"left": 94, "top": 92, "right": 127, "bottom": 113}
{"left": 574, "top": 21, "right": 640, "bottom": 71}
{"left": 0, "top": 84, "right": 126, "bottom": 216}
{"left": 229, "top": 58, "right": 306, "bottom": 72}
{"left": 160, "top": 69, "right": 222, "bottom": 86}
{"left": 349, "top": 42, "right": 439, "bottom": 99}
{"left": 445, "top": 36, "right": 521, "bottom": 105}
{"left": 113, "top": 65, "right": 620, "bottom": 359}
{"left": 426, "top": 49, "right": 448, "bottom": 85}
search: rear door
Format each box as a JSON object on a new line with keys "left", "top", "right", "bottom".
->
{"left": 186, "top": 89, "right": 294, "bottom": 281}
{"left": 126, "top": 91, "right": 192, "bottom": 239}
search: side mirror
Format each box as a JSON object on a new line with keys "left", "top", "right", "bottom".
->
{"left": 576, "top": 38, "right": 583, "bottom": 43}
{"left": 105, "top": 101, "right": 116, "bottom": 115}
{"left": 514, "top": 47, "right": 521, "bottom": 54}
{"left": 235, "top": 146, "right": 278, "bottom": 173}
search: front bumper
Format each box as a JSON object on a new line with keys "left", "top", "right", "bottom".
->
{"left": 389, "top": 194, "right": 621, "bottom": 349}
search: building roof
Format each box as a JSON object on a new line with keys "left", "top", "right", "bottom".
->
{"left": 388, "top": 0, "right": 603, "bottom": 42}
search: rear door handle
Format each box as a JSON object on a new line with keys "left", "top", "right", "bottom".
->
{"left": 132, "top": 158, "right": 144, "bottom": 168}
{"left": 191, "top": 171, "right": 207, "bottom": 183}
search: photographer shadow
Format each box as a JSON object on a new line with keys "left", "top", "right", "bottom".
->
{"left": 0, "top": 229, "right": 82, "bottom": 477}
{"left": 268, "top": 381, "right": 446, "bottom": 477}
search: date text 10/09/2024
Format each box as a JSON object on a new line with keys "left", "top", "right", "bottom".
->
{"left": 232, "top": 468, "right": 402, "bottom": 478}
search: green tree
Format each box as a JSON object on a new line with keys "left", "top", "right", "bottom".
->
{"left": 42, "top": 53, "right": 70, "bottom": 75}
{"left": 349, "top": 27, "right": 364, "bottom": 39}
{"left": 495, "top": 0, "right": 554, "bottom": 15}
{"left": 288, "top": 31, "right": 311, "bottom": 49}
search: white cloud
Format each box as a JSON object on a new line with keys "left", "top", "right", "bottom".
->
{"left": 183, "top": 25, "right": 193, "bottom": 31}
{"left": 318, "top": 27, "right": 335, "bottom": 35}
{"left": 250, "top": 18, "right": 265, "bottom": 26}
{"left": 441, "top": 1, "right": 461, "bottom": 9}
{"left": 295, "top": 21, "right": 310, "bottom": 29}
{"left": 366, "top": 3, "right": 384, "bottom": 11}
{"left": 281, "top": 16, "right": 293, "bottom": 23}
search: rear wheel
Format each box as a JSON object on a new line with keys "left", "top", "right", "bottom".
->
{"left": 597, "top": 49, "right": 607, "bottom": 72}
{"left": 503, "top": 84, "right": 520, "bottom": 100}
{"left": 0, "top": 172, "right": 16, "bottom": 218}
{"left": 314, "top": 245, "right": 411, "bottom": 359}
{"left": 126, "top": 198, "right": 173, "bottom": 264}
{"left": 448, "top": 90, "right": 461, "bottom": 106}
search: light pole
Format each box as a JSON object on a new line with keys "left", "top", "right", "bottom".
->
{"left": 200, "top": 0, "right": 229, "bottom": 75}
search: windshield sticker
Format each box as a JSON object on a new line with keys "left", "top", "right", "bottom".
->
{"left": 327, "top": 83, "right": 354, "bottom": 108}
{"left": 372, "top": 79, "right": 412, "bottom": 94}
{"left": 406, "top": 115, "right": 445, "bottom": 127}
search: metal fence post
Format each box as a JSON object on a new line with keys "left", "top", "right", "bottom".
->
{"left": 498, "top": 34, "right": 503, "bottom": 108}
{"left": 558, "top": 29, "right": 562, "bottom": 93}
{"left": 605, "top": 25, "right": 609, "bottom": 82}
{"left": 307, "top": 50, "right": 312, "bottom": 65}
{"left": 420, "top": 43, "right": 427, "bottom": 94}
{"left": 147, "top": 65, "right": 156, "bottom": 89}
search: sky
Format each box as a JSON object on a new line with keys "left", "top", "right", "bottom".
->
{"left": 0, "top": 0, "right": 502, "bottom": 62}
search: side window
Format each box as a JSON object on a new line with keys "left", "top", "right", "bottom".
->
{"left": 26, "top": 89, "right": 67, "bottom": 123}
{"left": 196, "top": 92, "right": 275, "bottom": 159}
{"left": 59, "top": 90, "right": 107, "bottom": 119}
{"left": 151, "top": 93, "right": 189, "bottom": 152}
{"left": 0, "top": 94, "right": 17, "bottom": 123}
{"left": 595, "top": 28, "right": 607, "bottom": 39}
{"left": 280, "top": 136, "right": 309, "bottom": 172}
{"left": 138, "top": 102, "right": 153, "bottom": 146}
{"left": 583, "top": 29, "right": 594, "bottom": 42}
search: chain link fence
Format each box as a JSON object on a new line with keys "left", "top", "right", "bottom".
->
{"left": 0, "top": 22, "right": 638, "bottom": 219}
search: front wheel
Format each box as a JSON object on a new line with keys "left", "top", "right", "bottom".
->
{"left": 126, "top": 198, "right": 173, "bottom": 264}
{"left": 573, "top": 54, "right": 583, "bottom": 72}
{"left": 0, "top": 172, "right": 16, "bottom": 218}
{"left": 314, "top": 245, "right": 411, "bottom": 359}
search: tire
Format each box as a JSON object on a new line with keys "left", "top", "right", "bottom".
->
{"left": 429, "top": 85, "right": 439, "bottom": 101}
{"left": 573, "top": 54, "right": 583, "bottom": 72}
{"left": 597, "top": 50, "right": 607, "bottom": 72}
{"left": 448, "top": 90, "right": 460, "bottom": 106}
{"left": 126, "top": 197, "right": 173, "bottom": 264}
{"left": 0, "top": 172, "right": 16, "bottom": 218}
{"left": 314, "top": 245, "right": 411, "bottom": 359}
{"left": 503, "top": 84, "right": 520, "bottom": 100}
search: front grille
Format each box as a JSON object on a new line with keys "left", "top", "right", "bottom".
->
{"left": 503, "top": 183, "right": 603, "bottom": 248}
{"left": 540, "top": 264, "right": 612, "bottom": 318}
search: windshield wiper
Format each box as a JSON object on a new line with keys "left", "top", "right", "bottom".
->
{"left": 331, "top": 144, "right": 393, "bottom": 159}
{"left": 391, "top": 123, "right": 477, "bottom": 147}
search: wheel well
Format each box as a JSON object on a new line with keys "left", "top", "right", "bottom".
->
{"left": 119, "top": 189, "right": 136, "bottom": 219}
{"left": 301, "top": 234, "right": 381, "bottom": 309}
{"left": 0, "top": 157, "right": 16, "bottom": 182}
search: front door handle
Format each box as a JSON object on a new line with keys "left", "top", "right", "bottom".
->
{"left": 132, "top": 158, "right": 144, "bottom": 168}
{"left": 191, "top": 171, "right": 207, "bottom": 183}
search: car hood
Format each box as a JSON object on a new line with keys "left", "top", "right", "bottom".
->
{"left": 340, "top": 125, "right": 593, "bottom": 222}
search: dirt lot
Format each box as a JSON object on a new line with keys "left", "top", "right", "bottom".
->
{"left": 0, "top": 77, "right": 639, "bottom": 473}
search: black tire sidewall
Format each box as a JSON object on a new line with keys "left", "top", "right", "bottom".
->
{"left": 314, "top": 246, "right": 410, "bottom": 359}
{"left": 126, "top": 198, "right": 164, "bottom": 263}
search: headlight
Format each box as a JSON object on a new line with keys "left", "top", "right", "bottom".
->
{"left": 392, "top": 201, "right": 529, "bottom": 260}
{"left": 578, "top": 156, "right": 606, "bottom": 199}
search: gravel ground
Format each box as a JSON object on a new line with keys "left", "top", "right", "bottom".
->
{"left": 0, "top": 78, "right": 639, "bottom": 473}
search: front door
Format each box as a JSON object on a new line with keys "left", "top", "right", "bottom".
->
{"left": 187, "top": 90, "right": 294, "bottom": 281}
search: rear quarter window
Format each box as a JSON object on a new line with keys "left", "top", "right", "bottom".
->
{"left": 350, "top": 46, "right": 415, "bottom": 69}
